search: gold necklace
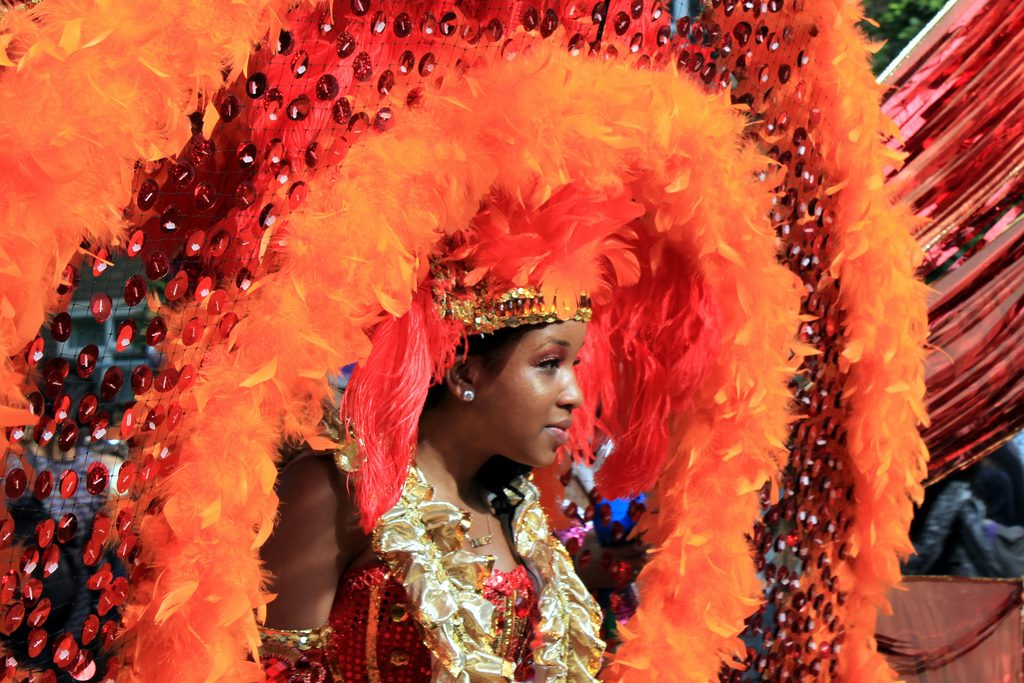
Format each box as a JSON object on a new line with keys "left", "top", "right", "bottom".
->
{"left": 463, "top": 508, "right": 494, "bottom": 549}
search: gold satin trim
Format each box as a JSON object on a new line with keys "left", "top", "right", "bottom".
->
{"left": 373, "top": 466, "right": 605, "bottom": 682}
{"left": 367, "top": 580, "right": 382, "bottom": 683}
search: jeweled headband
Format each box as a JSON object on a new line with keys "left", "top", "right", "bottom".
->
{"left": 439, "top": 285, "right": 592, "bottom": 334}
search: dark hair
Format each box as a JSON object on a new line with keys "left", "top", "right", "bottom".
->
{"left": 422, "top": 325, "right": 540, "bottom": 510}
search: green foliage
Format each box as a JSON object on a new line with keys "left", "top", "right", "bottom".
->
{"left": 861, "top": 0, "right": 947, "bottom": 73}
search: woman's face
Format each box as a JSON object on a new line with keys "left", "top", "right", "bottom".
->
{"left": 463, "top": 321, "right": 586, "bottom": 468}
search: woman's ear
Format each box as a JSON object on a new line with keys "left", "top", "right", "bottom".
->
{"left": 445, "top": 358, "right": 480, "bottom": 403}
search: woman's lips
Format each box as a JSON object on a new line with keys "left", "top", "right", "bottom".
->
{"left": 545, "top": 426, "right": 569, "bottom": 446}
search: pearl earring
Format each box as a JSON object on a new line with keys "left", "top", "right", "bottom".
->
{"left": 463, "top": 390, "right": 475, "bottom": 402}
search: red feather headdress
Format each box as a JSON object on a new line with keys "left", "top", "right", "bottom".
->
{"left": 341, "top": 183, "right": 661, "bottom": 529}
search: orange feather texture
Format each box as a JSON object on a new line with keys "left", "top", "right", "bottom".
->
{"left": 342, "top": 291, "right": 463, "bottom": 531}
{"left": 0, "top": 0, "right": 300, "bottom": 417}
{"left": 124, "top": 34, "right": 801, "bottom": 681}
{"left": 579, "top": 241, "right": 723, "bottom": 499}
{"left": 4, "top": 2, "right": 801, "bottom": 680}
{"left": 465, "top": 187, "right": 644, "bottom": 311}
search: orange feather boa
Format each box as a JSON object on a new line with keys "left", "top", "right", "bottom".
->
{"left": 123, "top": 34, "right": 801, "bottom": 682}
{"left": 0, "top": 1, "right": 926, "bottom": 681}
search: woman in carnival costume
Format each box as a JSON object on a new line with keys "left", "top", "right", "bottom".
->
{"left": 0, "top": 0, "right": 928, "bottom": 680}
{"left": 243, "top": 0, "right": 800, "bottom": 676}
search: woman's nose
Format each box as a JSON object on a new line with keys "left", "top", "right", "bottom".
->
{"left": 559, "top": 370, "right": 583, "bottom": 410}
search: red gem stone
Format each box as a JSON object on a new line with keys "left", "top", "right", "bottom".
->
{"left": 91, "top": 247, "right": 110, "bottom": 277}
{"left": 1, "top": 602, "right": 25, "bottom": 635}
{"left": 288, "top": 182, "right": 308, "bottom": 209}
{"left": 52, "top": 634, "right": 78, "bottom": 669}
{"left": 439, "top": 11, "right": 457, "bottom": 35}
{"left": 487, "top": 18, "right": 504, "bottom": 41}
{"left": 82, "top": 539, "right": 102, "bottom": 567}
{"left": 304, "top": 141, "right": 320, "bottom": 167}
{"left": 41, "top": 545, "right": 59, "bottom": 577}
{"left": 136, "top": 178, "right": 159, "bottom": 210}
{"left": 184, "top": 229, "right": 206, "bottom": 257}
{"left": 50, "top": 312, "right": 72, "bottom": 342}
{"left": 26, "top": 336, "right": 44, "bottom": 366}
{"left": 73, "top": 345, "right": 97, "bottom": 380}
{"left": 87, "top": 563, "right": 113, "bottom": 590}
{"left": 218, "top": 312, "right": 239, "bottom": 338}
{"left": 155, "top": 367, "right": 180, "bottom": 393}
{"left": 394, "top": 12, "right": 412, "bottom": 37}
{"left": 290, "top": 50, "right": 309, "bottom": 78}
{"left": 332, "top": 97, "right": 353, "bottom": 125}
{"left": 56, "top": 420, "right": 78, "bottom": 452}
{"left": 194, "top": 276, "right": 213, "bottom": 301}
{"left": 146, "top": 316, "right": 168, "bottom": 346}
{"left": 336, "top": 31, "right": 356, "bottom": 58}
{"left": 27, "top": 628, "right": 47, "bottom": 658}
{"left": 353, "top": 52, "right": 373, "bottom": 81}
{"left": 188, "top": 135, "right": 215, "bottom": 167}
{"left": 90, "top": 412, "right": 110, "bottom": 440}
{"left": 420, "top": 12, "right": 437, "bottom": 35}
{"left": 286, "top": 95, "right": 310, "bottom": 121}
{"left": 194, "top": 182, "right": 217, "bottom": 211}
{"left": 246, "top": 72, "right": 267, "bottom": 98}
{"left": 165, "top": 270, "right": 188, "bottom": 302}
{"left": 81, "top": 615, "right": 100, "bottom": 646}
{"left": 219, "top": 93, "right": 241, "bottom": 121}
{"left": 181, "top": 318, "right": 203, "bottom": 346}
{"left": 169, "top": 161, "right": 195, "bottom": 188}
{"left": 131, "top": 365, "right": 154, "bottom": 396}
{"left": 399, "top": 51, "right": 415, "bottom": 74}
{"left": 126, "top": 229, "right": 144, "bottom": 257}
{"left": 374, "top": 108, "right": 394, "bottom": 131}
{"left": 540, "top": 9, "right": 559, "bottom": 37}
{"left": 418, "top": 52, "right": 436, "bottom": 76}
{"left": 522, "top": 6, "right": 539, "bottom": 30}
{"left": 116, "top": 464, "right": 136, "bottom": 496}
{"left": 57, "top": 262, "right": 79, "bottom": 296}
{"left": 57, "top": 513, "right": 78, "bottom": 543}
{"left": 120, "top": 407, "right": 137, "bottom": 439}
{"left": 36, "top": 517, "right": 55, "bottom": 547}
{"left": 27, "top": 598, "right": 51, "bottom": 628}
{"left": 116, "top": 320, "right": 137, "bottom": 352}
{"left": 89, "top": 293, "right": 112, "bottom": 323}
{"left": 316, "top": 74, "right": 339, "bottom": 100}
{"left": 86, "top": 462, "right": 109, "bottom": 496}
{"left": 350, "top": 112, "right": 372, "bottom": 134}
{"left": 59, "top": 472, "right": 78, "bottom": 499}
{"left": 378, "top": 70, "right": 395, "bottom": 96}
{"left": 145, "top": 250, "right": 170, "bottom": 280}
{"left": 123, "top": 275, "right": 146, "bottom": 306}
{"left": 5, "top": 469, "right": 27, "bottom": 499}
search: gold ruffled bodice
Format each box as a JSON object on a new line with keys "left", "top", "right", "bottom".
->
{"left": 372, "top": 466, "right": 604, "bottom": 682}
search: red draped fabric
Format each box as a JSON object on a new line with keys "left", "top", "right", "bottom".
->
{"left": 882, "top": 0, "right": 1024, "bottom": 482}
{"left": 877, "top": 576, "right": 1024, "bottom": 680}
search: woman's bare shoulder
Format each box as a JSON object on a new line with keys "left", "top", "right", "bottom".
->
{"left": 262, "top": 449, "right": 367, "bottom": 628}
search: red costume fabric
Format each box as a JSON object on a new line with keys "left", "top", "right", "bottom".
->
{"left": 266, "top": 563, "right": 539, "bottom": 682}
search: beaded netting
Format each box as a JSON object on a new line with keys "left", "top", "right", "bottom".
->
{"left": 0, "top": 0, "right": 927, "bottom": 682}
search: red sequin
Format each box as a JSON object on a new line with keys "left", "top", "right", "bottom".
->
{"left": 328, "top": 564, "right": 538, "bottom": 681}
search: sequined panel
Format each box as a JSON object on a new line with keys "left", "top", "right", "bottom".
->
{"left": 327, "top": 563, "right": 537, "bottom": 681}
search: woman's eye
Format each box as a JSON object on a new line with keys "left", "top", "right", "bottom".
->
{"left": 538, "top": 357, "right": 561, "bottom": 369}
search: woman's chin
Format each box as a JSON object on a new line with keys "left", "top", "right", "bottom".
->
{"left": 530, "top": 448, "right": 560, "bottom": 469}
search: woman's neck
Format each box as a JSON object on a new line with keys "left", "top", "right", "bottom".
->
{"left": 416, "top": 409, "right": 491, "bottom": 507}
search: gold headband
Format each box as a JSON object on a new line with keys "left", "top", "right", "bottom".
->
{"left": 439, "top": 286, "right": 592, "bottom": 334}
